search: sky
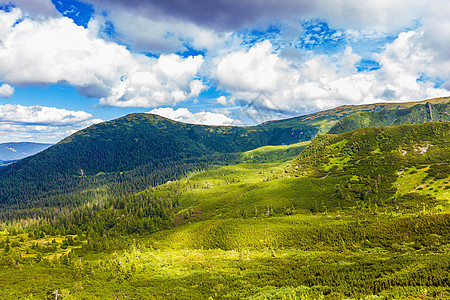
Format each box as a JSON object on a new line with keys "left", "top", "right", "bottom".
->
{"left": 0, "top": 0, "right": 449, "bottom": 143}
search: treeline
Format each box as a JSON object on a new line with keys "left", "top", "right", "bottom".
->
{"left": 0, "top": 113, "right": 318, "bottom": 214}
{"left": 0, "top": 152, "right": 240, "bottom": 221}
{"left": 0, "top": 188, "right": 177, "bottom": 254}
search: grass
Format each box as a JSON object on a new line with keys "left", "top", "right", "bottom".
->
{"left": 395, "top": 166, "right": 450, "bottom": 203}
{"left": 0, "top": 232, "right": 84, "bottom": 262}
{"left": 1, "top": 209, "right": 448, "bottom": 299}
{"left": 1, "top": 123, "right": 450, "bottom": 299}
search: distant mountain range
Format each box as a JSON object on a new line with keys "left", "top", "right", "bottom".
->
{"left": 0, "top": 142, "right": 52, "bottom": 163}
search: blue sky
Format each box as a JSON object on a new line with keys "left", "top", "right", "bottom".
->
{"left": 0, "top": 0, "right": 448, "bottom": 143}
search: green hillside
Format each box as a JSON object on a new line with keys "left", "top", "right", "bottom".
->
{"left": 153, "top": 121, "right": 450, "bottom": 236}
{"left": 142, "top": 121, "right": 450, "bottom": 234}
{"left": 0, "top": 121, "right": 449, "bottom": 299}
{"left": 140, "top": 122, "right": 450, "bottom": 298}
{"left": 329, "top": 99, "right": 450, "bottom": 134}
{"left": 2, "top": 97, "right": 449, "bottom": 215}
{"left": 0, "top": 103, "right": 395, "bottom": 213}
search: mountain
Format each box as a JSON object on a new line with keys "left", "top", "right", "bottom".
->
{"left": 0, "top": 112, "right": 312, "bottom": 211}
{"left": 0, "top": 142, "right": 52, "bottom": 162}
{"left": 0, "top": 110, "right": 351, "bottom": 211}
{"left": 4, "top": 120, "right": 446, "bottom": 241}
{"left": 148, "top": 121, "right": 450, "bottom": 233}
{"left": 1, "top": 97, "right": 449, "bottom": 214}
{"left": 291, "top": 121, "right": 450, "bottom": 203}
{"left": 328, "top": 99, "right": 450, "bottom": 134}
{"left": 0, "top": 116, "right": 449, "bottom": 298}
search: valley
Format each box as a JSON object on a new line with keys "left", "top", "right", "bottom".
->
{"left": 0, "top": 99, "right": 449, "bottom": 299}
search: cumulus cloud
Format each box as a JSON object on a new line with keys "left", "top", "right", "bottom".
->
{"left": 410, "top": 1, "right": 450, "bottom": 89}
{"left": 0, "top": 13, "right": 132, "bottom": 89}
{"left": 217, "top": 96, "right": 232, "bottom": 106}
{"left": 148, "top": 107, "right": 239, "bottom": 126}
{"left": 0, "top": 83, "right": 14, "bottom": 97}
{"left": 214, "top": 40, "right": 449, "bottom": 114}
{"left": 98, "top": 54, "right": 205, "bottom": 107}
{"left": 0, "top": 104, "right": 103, "bottom": 143}
{"left": 0, "top": 8, "right": 204, "bottom": 107}
{"left": 0, "top": 104, "right": 98, "bottom": 125}
{"left": 372, "top": 1, "right": 450, "bottom": 91}
{"left": 421, "top": 1, "right": 450, "bottom": 61}
{"left": 216, "top": 41, "right": 288, "bottom": 94}
{"left": 0, "top": 123, "right": 94, "bottom": 143}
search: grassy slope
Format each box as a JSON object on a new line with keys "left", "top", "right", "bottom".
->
{"left": 1, "top": 109, "right": 450, "bottom": 299}
{"left": 136, "top": 122, "right": 446, "bottom": 243}
{"left": 21, "top": 121, "right": 442, "bottom": 299}
{"left": 328, "top": 98, "right": 450, "bottom": 134}
{"left": 2, "top": 97, "right": 448, "bottom": 212}
{"left": 138, "top": 122, "right": 449, "bottom": 299}
{"left": 149, "top": 122, "right": 450, "bottom": 232}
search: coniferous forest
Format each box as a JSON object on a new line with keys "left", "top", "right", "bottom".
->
{"left": 0, "top": 98, "right": 449, "bottom": 299}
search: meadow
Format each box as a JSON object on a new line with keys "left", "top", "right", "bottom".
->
{"left": 0, "top": 123, "right": 449, "bottom": 299}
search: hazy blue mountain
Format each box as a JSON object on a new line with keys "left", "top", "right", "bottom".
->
{"left": 0, "top": 142, "right": 52, "bottom": 162}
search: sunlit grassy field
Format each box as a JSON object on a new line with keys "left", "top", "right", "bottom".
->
{"left": 0, "top": 124, "right": 449, "bottom": 299}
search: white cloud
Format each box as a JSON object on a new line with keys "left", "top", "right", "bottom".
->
{"left": 216, "top": 41, "right": 290, "bottom": 93}
{"left": 0, "top": 7, "right": 22, "bottom": 41}
{"left": 0, "top": 13, "right": 132, "bottom": 90}
{"left": 214, "top": 40, "right": 449, "bottom": 115}
{"left": 0, "top": 104, "right": 103, "bottom": 143}
{"left": 0, "top": 123, "right": 92, "bottom": 143}
{"left": 217, "top": 96, "right": 231, "bottom": 106}
{"left": 89, "top": 12, "right": 231, "bottom": 54}
{"left": 0, "top": 9, "right": 204, "bottom": 107}
{"left": 422, "top": 1, "right": 450, "bottom": 61}
{"left": 148, "top": 107, "right": 239, "bottom": 126}
{"left": 98, "top": 54, "right": 205, "bottom": 107}
{"left": 0, "top": 83, "right": 14, "bottom": 97}
{"left": 0, "top": 104, "right": 97, "bottom": 125}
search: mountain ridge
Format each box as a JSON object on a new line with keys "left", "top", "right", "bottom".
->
{"left": 329, "top": 100, "right": 450, "bottom": 134}
{"left": 0, "top": 97, "right": 449, "bottom": 213}
{"left": 0, "top": 108, "right": 449, "bottom": 299}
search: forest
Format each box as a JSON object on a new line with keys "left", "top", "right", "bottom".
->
{"left": 0, "top": 100, "right": 449, "bottom": 299}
